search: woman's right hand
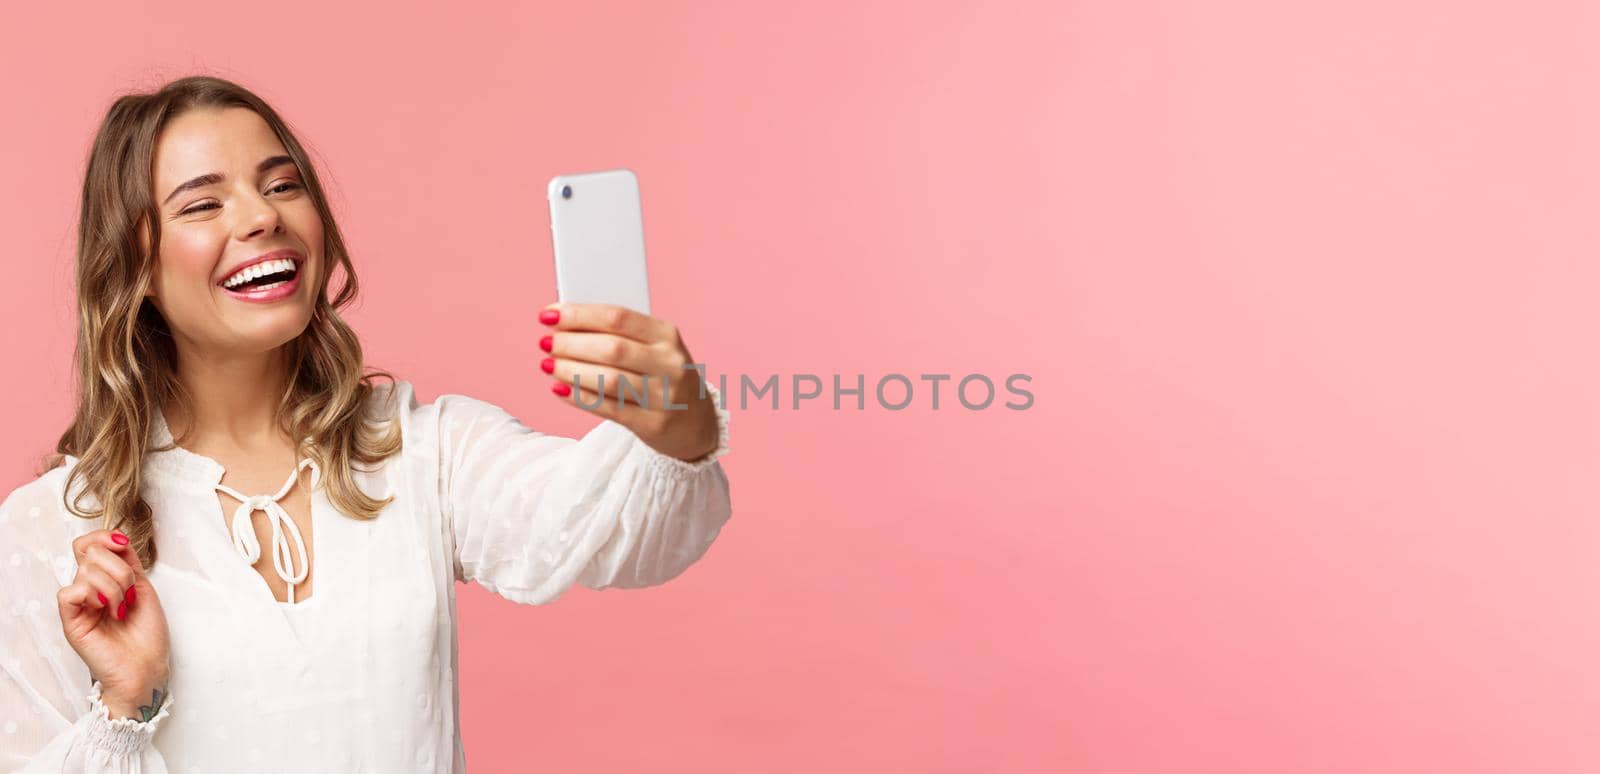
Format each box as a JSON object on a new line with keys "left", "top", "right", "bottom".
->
{"left": 56, "top": 529, "right": 171, "bottom": 720}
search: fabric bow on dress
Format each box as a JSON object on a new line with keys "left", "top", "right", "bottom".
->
{"left": 214, "top": 458, "right": 321, "bottom": 604}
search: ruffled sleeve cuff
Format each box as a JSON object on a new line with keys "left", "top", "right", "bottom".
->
{"left": 84, "top": 680, "right": 171, "bottom": 757}
{"left": 641, "top": 381, "right": 731, "bottom": 481}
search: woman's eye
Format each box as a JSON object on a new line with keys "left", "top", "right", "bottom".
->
{"left": 178, "top": 183, "right": 301, "bottom": 215}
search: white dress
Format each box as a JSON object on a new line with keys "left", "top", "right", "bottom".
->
{"left": 0, "top": 380, "right": 732, "bottom": 772}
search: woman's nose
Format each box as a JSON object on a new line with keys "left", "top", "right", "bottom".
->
{"left": 236, "top": 192, "right": 284, "bottom": 238}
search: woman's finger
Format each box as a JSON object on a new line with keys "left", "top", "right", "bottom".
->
{"left": 73, "top": 530, "right": 139, "bottom": 571}
{"left": 56, "top": 580, "right": 109, "bottom": 626}
{"left": 559, "top": 380, "right": 655, "bottom": 427}
{"left": 544, "top": 358, "right": 660, "bottom": 404}
{"left": 540, "top": 302, "right": 677, "bottom": 345}
{"left": 543, "top": 331, "right": 670, "bottom": 375}
{"left": 79, "top": 565, "right": 128, "bottom": 619}
{"left": 57, "top": 580, "right": 95, "bottom": 613}
{"left": 82, "top": 545, "right": 137, "bottom": 598}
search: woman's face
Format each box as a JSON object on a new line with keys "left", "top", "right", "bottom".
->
{"left": 144, "top": 106, "right": 323, "bottom": 357}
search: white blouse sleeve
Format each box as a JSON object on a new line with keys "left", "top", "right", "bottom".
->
{"left": 0, "top": 468, "right": 174, "bottom": 773}
{"left": 410, "top": 381, "right": 733, "bottom": 605}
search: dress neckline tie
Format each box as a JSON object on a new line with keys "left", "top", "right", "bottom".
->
{"left": 215, "top": 458, "right": 321, "bottom": 604}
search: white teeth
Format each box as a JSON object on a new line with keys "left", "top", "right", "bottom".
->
{"left": 223, "top": 258, "right": 297, "bottom": 289}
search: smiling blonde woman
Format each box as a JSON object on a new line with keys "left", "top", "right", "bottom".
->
{"left": 0, "top": 75, "right": 731, "bottom": 772}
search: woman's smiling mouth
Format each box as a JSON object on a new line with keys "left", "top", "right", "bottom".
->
{"left": 217, "top": 250, "right": 304, "bottom": 302}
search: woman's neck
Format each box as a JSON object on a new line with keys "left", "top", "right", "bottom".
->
{"left": 164, "top": 345, "right": 295, "bottom": 453}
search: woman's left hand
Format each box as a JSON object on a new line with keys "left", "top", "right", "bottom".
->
{"left": 537, "top": 302, "right": 720, "bottom": 463}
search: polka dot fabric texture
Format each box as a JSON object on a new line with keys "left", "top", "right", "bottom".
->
{"left": 0, "top": 381, "right": 732, "bottom": 772}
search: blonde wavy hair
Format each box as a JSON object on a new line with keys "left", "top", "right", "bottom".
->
{"left": 37, "top": 75, "right": 404, "bottom": 567}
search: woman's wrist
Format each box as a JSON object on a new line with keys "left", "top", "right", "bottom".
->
{"left": 101, "top": 669, "right": 171, "bottom": 722}
{"left": 86, "top": 679, "right": 172, "bottom": 756}
{"left": 642, "top": 382, "right": 730, "bottom": 477}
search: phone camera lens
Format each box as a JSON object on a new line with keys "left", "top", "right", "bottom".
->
{"left": 560, "top": 185, "right": 572, "bottom": 199}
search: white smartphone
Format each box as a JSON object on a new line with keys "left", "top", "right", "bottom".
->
{"left": 546, "top": 168, "right": 652, "bottom": 315}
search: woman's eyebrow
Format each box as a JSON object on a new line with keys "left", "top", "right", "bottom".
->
{"left": 161, "top": 154, "right": 297, "bottom": 205}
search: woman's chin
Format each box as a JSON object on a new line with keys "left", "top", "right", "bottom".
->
{"left": 223, "top": 305, "right": 315, "bottom": 350}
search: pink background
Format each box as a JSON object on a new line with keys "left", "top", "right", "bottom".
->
{"left": 2, "top": 1, "right": 1597, "bottom": 771}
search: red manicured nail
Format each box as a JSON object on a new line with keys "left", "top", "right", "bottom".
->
{"left": 539, "top": 335, "right": 553, "bottom": 353}
{"left": 116, "top": 601, "right": 126, "bottom": 620}
{"left": 97, "top": 592, "right": 108, "bottom": 606}
{"left": 540, "top": 357, "right": 555, "bottom": 374}
{"left": 110, "top": 532, "right": 129, "bottom": 546}
{"left": 126, "top": 586, "right": 137, "bottom": 606}
{"left": 539, "top": 309, "right": 560, "bottom": 325}
{"left": 552, "top": 381, "right": 572, "bottom": 397}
